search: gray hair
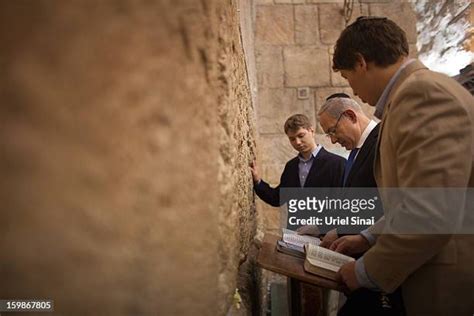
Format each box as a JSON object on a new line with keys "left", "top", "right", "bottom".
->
{"left": 318, "top": 97, "right": 363, "bottom": 118}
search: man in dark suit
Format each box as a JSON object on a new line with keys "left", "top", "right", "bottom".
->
{"left": 250, "top": 113, "right": 345, "bottom": 208}
{"left": 320, "top": 93, "right": 378, "bottom": 188}
{"left": 296, "top": 93, "right": 380, "bottom": 236}
{"left": 316, "top": 93, "right": 379, "bottom": 245}
{"left": 318, "top": 94, "right": 404, "bottom": 316}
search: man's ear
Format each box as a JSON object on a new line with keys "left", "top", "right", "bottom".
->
{"left": 344, "top": 110, "right": 357, "bottom": 123}
{"left": 354, "top": 53, "right": 367, "bottom": 71}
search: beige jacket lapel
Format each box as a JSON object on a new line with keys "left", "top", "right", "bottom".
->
{"left": 373, "top": 60, "right": 428, "bottom": 186}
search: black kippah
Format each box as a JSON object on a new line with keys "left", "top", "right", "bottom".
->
{"left": 326, "top": 93, "right": 351, "bottom": 101}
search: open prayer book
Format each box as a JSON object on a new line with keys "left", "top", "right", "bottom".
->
{"left": 276, "top": 228, "right": 321, "bottom": 258}
{"left": 303, "top": 243, "right": 355, "bottom": 281}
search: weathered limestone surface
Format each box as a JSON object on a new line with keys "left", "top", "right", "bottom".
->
{"left": 258, "top": 88, "right": 316, "bottom": 134}
{"left": 256, "top": 5, "right": 295, "bottom": 45}
{"left": 319, "top": 3, "right": 369, "bottom": 44}
{"left": 284, "top": 46, "right": 331, "bottom": 87}
{"left": 256, "top": 46, "right": 284, "bottom": 88}
{"left": 328, "top": 47, "right": 349, "bottom": 87}
{"left": 259, "top": 134, "right": 299, "bottom": 167}
{"left": 0, "top": 1, "right": 257, "bottom": 315}
{"left": 295, "top": 5, "right": 320, "bottom": 45}
{"left": 370, "top": 2, "right": 417, "bottom": 43}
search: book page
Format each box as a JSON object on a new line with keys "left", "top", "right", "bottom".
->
{"left": 282, "top": 233, "right": 321, "bottom": 249}
{"left": 305, "top": 243, "right": 354, "bottom": 272}
{"left": 278, "top": 240, "right": 304, "bottom": 252}
{"left": 281, "top": 228, "right": 297, "bottom": 236}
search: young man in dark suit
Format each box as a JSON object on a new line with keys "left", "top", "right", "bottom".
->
{"left": 250, "top": 113, "right": 345, "bottom": 208}
{"left": 250, "top": 113, "right": 345, "bottom": 315}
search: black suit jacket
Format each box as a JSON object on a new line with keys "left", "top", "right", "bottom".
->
{"left": 344, "top": 124, "right": 379, "bottom": 188}
{"left": 339, "top": 124, "right": 404, "bottom": 316}
{"left": 254, "top": 147, "right": 345, "bottom": 207}
{"left": 338, "top": 124, "right": 381, "bottom": 236}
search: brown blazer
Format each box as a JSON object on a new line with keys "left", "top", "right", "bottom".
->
{"left": 363, "top": 60, "right": 474, "bottom": 315}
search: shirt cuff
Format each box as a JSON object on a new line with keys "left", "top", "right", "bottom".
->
{"left": 360, "top": 229, "right": 377, "bottom": 246}
{"left": 253, "top": 179, "right": 262, "bottom": 187}
{"left": 355, "top": 257, "right": 380, "bottom": 290}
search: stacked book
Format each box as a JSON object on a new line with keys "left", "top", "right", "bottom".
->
{"left": 277, "top": 228, "right": 354, "bottom": 281}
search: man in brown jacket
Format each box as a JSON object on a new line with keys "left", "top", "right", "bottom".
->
{"left": 330, "top": 16, "right": 474, "bottom": 315}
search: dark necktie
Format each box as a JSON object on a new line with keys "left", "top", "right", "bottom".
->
{"left": 343, "top": 148, "right": 359, "bottom": 186}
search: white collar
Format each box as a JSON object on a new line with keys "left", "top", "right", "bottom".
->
{"left": 356, "top": 120, "right": 377, "bottom": 149}
{"left": 298, "top": 144, "right": 322, "bottom": 161}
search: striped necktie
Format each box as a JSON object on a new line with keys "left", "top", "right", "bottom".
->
{"left": 343, "top": 148, "right": 359, "bottom": 186}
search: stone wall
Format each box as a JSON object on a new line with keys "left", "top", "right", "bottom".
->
{"left": 412, "top": 0, "right": 472, "bottom": 76}
{"left": 0, "top": 1, "right": 258, "bottom": 315}
{"left": 253, "top": 0, "right": 418, "bottom": 233}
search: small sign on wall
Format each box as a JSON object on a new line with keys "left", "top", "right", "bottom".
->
{"left": 297, "top": 87, "right": 310, "bottom": 100}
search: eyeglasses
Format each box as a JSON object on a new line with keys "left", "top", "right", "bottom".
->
{"left": 325, "top": 112, "right": 345, "bottom": 137}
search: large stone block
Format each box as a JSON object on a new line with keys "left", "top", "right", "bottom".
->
{"left": 256, "top": 46, "right": 284, "bottom": 88}
{"left": 331, "top": 70, "right": 349, "bottom": 87}
{"left": 258, "top": 88, "right": 294, "bottom": 134}
{"left": 258, "top": 133, "right": 297, "bottom": 166}
{"left": 258, "top": 202, "right": 281, "bottom": 231}
{"left": 328, "top": 47, "right": 349, "bottom": 86}
{"left": 263, "top": 163, "right": 286, "bottom": 186}
{"left": 0, "top": 1, "right": 258, "bottom": 315}
{"left": 284, "top": 47, "right": 330, "bottom": 87}
{"left": 319, "top": 3, "right": 369, "bottom": 44}
{"left": 295, "top": 5, "right": 319, "bottom": 45}
{"left": 318, "top": 4, "right": 344, "bottom": 44}
{"left": 369, "top": 2, "right": 417, "bottom": 43}
{"left": 256, "top": 5, "right": 295, "bottom": 45}
{"left": 258, "top": 88, "right": 316, "bottom": 134}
